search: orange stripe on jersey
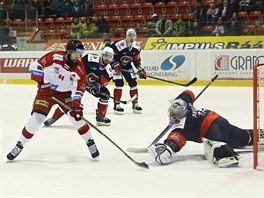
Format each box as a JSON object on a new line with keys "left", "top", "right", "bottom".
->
{"left": 199, "top": 111, "right": 219, "bottom": 142}
{"left": 167, "top": 132, "right": 187, "bottom": 150}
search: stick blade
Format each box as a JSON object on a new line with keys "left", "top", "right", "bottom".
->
{"left": 127, "top": 147, "right": 148, "bottom": 153}
{"left": 136, "top": 162, "right": 149, "bottom": 169}
{"left": 185, "top": 77, "right": 198, "bottom": 86}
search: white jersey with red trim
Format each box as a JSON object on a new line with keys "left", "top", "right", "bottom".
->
{"left": 29, "top": 51, "right": 86, "bottom": 101}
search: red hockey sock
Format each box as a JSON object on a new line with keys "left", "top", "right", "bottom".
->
{"left": 97, "top": 102, "right": 108, "bottom": 117}
{"left": 130, "top": 87, "right": 138, "bottom": 102}
{"left": 114, "top": 87, "right": 122, "bottom": 103}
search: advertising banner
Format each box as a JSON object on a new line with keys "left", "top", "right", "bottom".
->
{"left": 144, "top": 36, "right": 264, "bottom": 50}
{"left": 45, "top": 38, "right": 148, "bottom": 51}
{"left": 141, "top": 50, "right": 194, "bottom": 80}
{"left": 211, "top": 50, "right": 264, "bottom": 79}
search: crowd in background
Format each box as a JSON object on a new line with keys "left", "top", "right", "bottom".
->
{"left": 0, "top": 0, "right": 264, "bottom": 43}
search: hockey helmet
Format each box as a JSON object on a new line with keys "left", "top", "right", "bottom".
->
{"left": 66, "top": 40, "right": 85, "bottom": 54}
{"left": 126, "top": 28, "right": 137, "bottom": 36}
{"left": 168, "top": 99, "right": 188, "bottom": 120}
{"left": 101, "top": 46, "right": 114, "bottom": 64}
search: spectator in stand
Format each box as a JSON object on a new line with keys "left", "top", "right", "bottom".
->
{"left": 155, "top": 14, "right": 173, "bottom": 37}
{"left": 206, "top": 1, "right": 219, "bottom": 26}
{"left": 80, "top": 16, "right": 97, "bottom": 38}
{"left": 212, "top": 17, "right": 226, "bottom": 36}
{"left": 239, "top": 0, "right": 250, "bottom": 12}
{"left": 82, "top": 0, "right": 94, "bottom": 16}
{"left": 217, "top": 0, "right": 234, "bottom": 22}
{"left": 250, "top": 0, "right": 264, "bottom": 14}
{"left": 0, "top": 21, "right": 10, "bottom": 43}
{"left": 95, "top": 13, "right": 110, "bottom": 37}
{"left": 229, "top": 0, "right": 240, "bottom": 14}
{"left": 42, "top": 0, "right": 53, "bottom": 17}
{"left": 72, "top": 0, "right": 83, "bottom": 17}
{"left": 187, "top": 13, "right": 201, "bottom": 36}
{"left": 61, "top": 0, "right": 73, "bottom": 17}
{"left": 66, "top": 16, "right": 81, "bottom": 39}
{"left": 146, "top": 13, "right": 159, "bottom": 37}
{"left": 192, "top": 0, "right": 207, "bottom": 26}
{"left": 171, "top": 15, "right": 187, "bottom": 36}
{"left": 227, "top": 12, "right": 242, "bottom": 35}
{"left": 30, "top": 0, "right": 42, "bottom": 15}
{"left": 50, "top": 0, "right": 64, "bottom": 17}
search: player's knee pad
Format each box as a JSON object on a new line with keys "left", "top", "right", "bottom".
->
{"left": 148, "top": 143, "right": 173, "bottom": 165}
{"left": 25, "top": 112, "right": 46, "bottom": 134}
{"left": 128, "top": 79, "right": 137, "bottom": 88}
{"left": 114, "top": 80, "right": 124, "bottom": 87}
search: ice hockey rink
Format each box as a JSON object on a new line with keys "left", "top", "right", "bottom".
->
{"left": 1, "top": 84, "right": 263, "bottom": 198}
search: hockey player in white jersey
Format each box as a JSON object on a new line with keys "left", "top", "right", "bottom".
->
{"left": 7, "top": 40, "right": 99, "bottom": 161}
{"left": 43, "top": 47, "right": 114, "bottom": 126}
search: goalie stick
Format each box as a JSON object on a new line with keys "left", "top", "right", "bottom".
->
{"left": 51, "top": 96, "right": 149, "bottom": 170}
{"left": 127, "top": 75, "right": 219, "bottom": 153}
{"left": 122, "top": 69, "right": 197, "bottom": 87}
{"left": 97, "top": 91, "right": 137, "bottom": 104}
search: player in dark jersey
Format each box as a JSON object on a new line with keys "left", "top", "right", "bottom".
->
{"left": 43, "top": 47, "right": 114, "bottom": 126}
{"left": 149, "top": 90, "right": 253, "bottom": 167}
{"left": 110, "top": 28, "right": 147, "bottom": 115}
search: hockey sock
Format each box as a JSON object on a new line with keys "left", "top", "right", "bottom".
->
{"left": 114, "top": 87, "right": 122, "bottom": 103}
{"left": 129, "top": 87, "right": 138, "bottom": 102}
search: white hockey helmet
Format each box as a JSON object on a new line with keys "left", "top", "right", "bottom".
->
{"left": 126, "top": 28, "right": 137, "bottom": 36}
{"left": 168, "top": 99, "right": 188, "bottom": 120}
{"left": 102, "top": 46, "right": 114, "bottom": 61}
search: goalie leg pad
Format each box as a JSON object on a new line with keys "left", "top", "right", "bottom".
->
{"left": 202, "top": 138, "right": 241, "bottom": 168}
{"left": 148, "top": 143, "right": 173, "bottom": 165}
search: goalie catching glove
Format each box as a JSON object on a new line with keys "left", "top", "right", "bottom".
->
{"left": 148, "top": 143, "right": 173, "bottom": 165}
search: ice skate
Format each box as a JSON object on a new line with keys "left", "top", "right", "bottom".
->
{"left": 132, "top": 102, "right": 142, "bottom": 114}
{"left": 7, "top": 141, "right": 23, "bottom": 160}
{"left": 114, "top": 103, "right": 124, "bottom": 115}
{"left": 87, "top": 139, "right": 100, "bottom": 158}
{"left": 44, "top": 117, "right": 56, "bottom": 126}
{"left": 96, "top": 111, "right": 111, "bottom": 126}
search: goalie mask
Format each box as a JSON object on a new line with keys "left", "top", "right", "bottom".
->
{"left": 168, "top": 99, "right": 188, "bottom": 120}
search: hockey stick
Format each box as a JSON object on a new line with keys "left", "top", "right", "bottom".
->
{"left": 122, "top": 69, "right": 197, "bottom": 87}
{"left": 127, "top": 74, "right": 219, "bottom": 153}
{"left": 51, "top": 96, "right": 149, "bottom": 169}
{"left": 97, "top": 91, "right": 137, "bottom": 104}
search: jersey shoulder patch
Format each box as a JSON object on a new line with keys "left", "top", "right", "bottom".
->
{"left": 132, "top": 41, "right": 141, "bottom": 51}
{"left": 87, "top": 54, "right": 100, "bottom": 63}
{"left": 115, "top": 39, "right": 127, "bottom": 52}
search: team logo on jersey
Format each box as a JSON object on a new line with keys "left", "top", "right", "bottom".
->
{"left": 160, "top": 55, "right": 185, "bottom": 71}
{"left": 120, "top": 56, "right": 133, "bottom": 66}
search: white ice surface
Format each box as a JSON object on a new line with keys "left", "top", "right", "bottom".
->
{"left": 0, "top": 84, "right": 263, "bottom": 198}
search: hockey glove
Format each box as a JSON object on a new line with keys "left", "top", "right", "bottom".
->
{"left": 91, "top": 82, "right": 101, "bottom": 95}
{"left": 138, "top": 68, "right": 147, "bottom": 79}
{"left": 86, "top": 73, "right": 99, "bottom": 86}
{"left": 112, "top": 62, "right": 122, "bottom": 74}
{"left": 148, "top": 143, "right": 173, "bottom": 165}
{"left": 69, "top": 100, "right": 83, "bottom": 121}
